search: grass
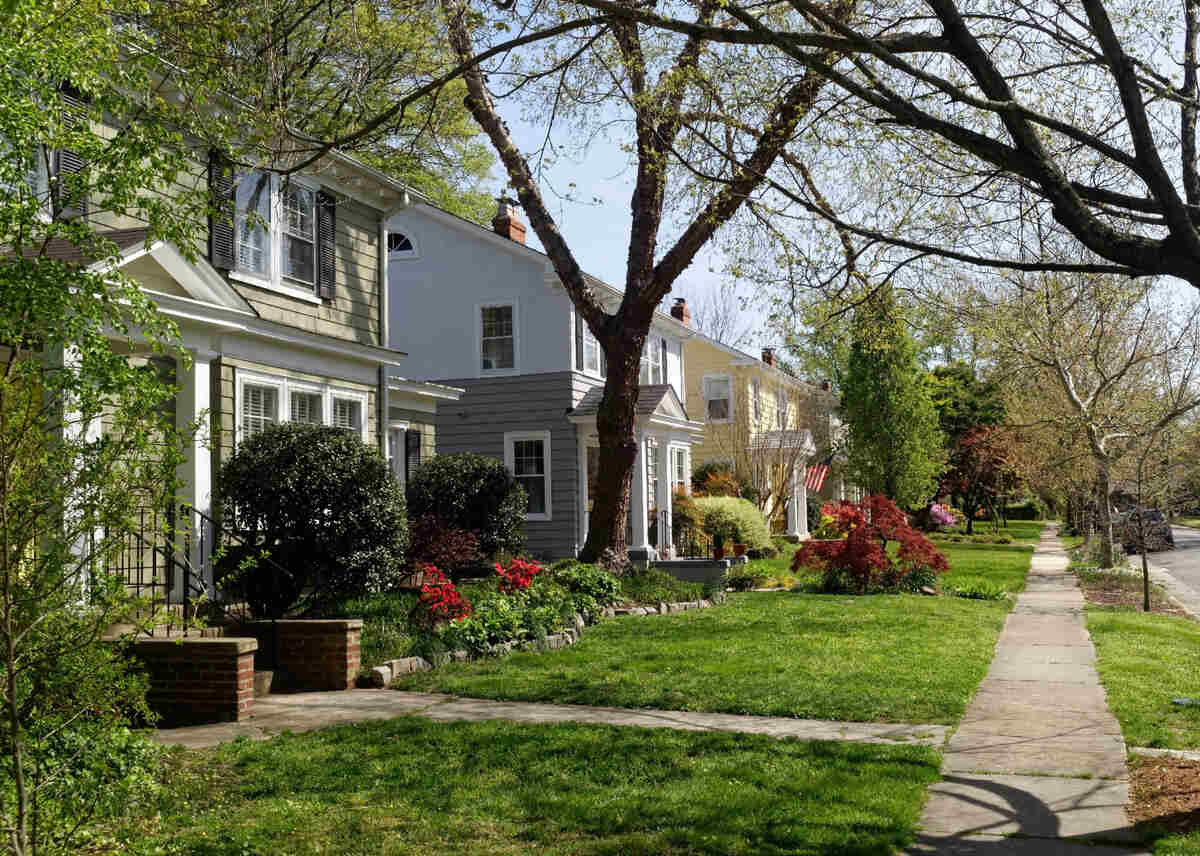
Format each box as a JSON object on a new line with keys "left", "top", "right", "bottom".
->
{"left": 960, "top": 520, "right": 1045, "bottom": 542}
{"left": 620, "top": 566, "right": 707, "bottom": 604}
{"left": 395, "top": 579, "right": 1022, "bottom": 725}
{"left": 124, "top": 717, "right": 940, "bottom": 855}
{"left": 323, "top": 592, "right": 419, "bottom": 675}
{"left": 1086, "top": 606, "right": 1200, "bottom": 749}
{"left": 939, "top": 543, "right": 1035, "bottom": 594}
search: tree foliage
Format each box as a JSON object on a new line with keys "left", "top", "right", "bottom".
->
{"left": 841, "top": 290, "right": 945, "bottom": 506}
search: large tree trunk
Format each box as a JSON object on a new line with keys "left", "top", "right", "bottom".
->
{"left": 1097, "top": 463, "right": 1116, "bottom": 568}
{"left": 579, "top": 337, "right": 641, "bottom": 566}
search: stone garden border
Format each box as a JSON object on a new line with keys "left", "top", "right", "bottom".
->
{"left": 362, "top": 597, "right": 722, "bottom": 687}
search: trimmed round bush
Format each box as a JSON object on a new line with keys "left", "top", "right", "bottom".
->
{"left": 406, "top": 452, "right": 527, "bottom": 558}
{"left": 216, "top": 423, "right": 408, "bottom": 618}
{"left": 694, "top": 496, "right": 772, "bottom": 551}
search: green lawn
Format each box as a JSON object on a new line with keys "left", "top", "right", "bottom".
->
{"left": 125, "top": 717, "right": 940, "bottom": 855}
{"left": 396, "top": 597, "right": 1016, "bottom": 725}
{"left": 1154, "top": 832, "right": 1200, "bottom": 854}
{"left": 939, "top": 543, "right": 1036, "bottom": 594}
{"left": 962, "top": 520, "right": 1045, "bottom": 542}
{"left": 1086, "top": 607, "right": 1200, "bottom": 749}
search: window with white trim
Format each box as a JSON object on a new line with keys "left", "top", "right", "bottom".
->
{"left": 234, "top": 171, "right": 273, "bottom": 277}
{"left": 639, "top": 337, "right": 664, "bottom": 385}
{"left": 703, "top": 374, "right": 732, "bottom": 422}
{"left": 241, "top": 383, "right": 279, "bottom": 440}
{"left": 289, "top": 389, "right": 322, "bottom": 424}
{"left": 387, "top": 232, "right": 417, "bottom": 257}
{"left": 480, "top": 304, "right": 515, "bottom": 371}
{"left": 670, "top": 447, "right": 688, "bottom": 494}
{"left": 405, "top": 428, "right": 422, "bottom": 481}
{"left": 280, "top": 183, "right": 316, "bottom": 284}
{"left": 776, "top": 386, "right": 788, "bottom": 429}
{"left": 236, "top": 372, "right": 369, "bottom": 444}
{"left": 505, "top": 431, "right": 551, "bottom": 520}
{"left": 576, "top": 315, "right": 606, "bottom": 377}
{"left": 752, "top": 378, "right": 762, "bottom": 424}
{"left": 332, "top": 396, "right": 363, "bottom": 433}
{"left": 231, "top": 171, "right": 324, "bottom": 298}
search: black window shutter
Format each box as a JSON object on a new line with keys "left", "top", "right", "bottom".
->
{"left": 575, "top": 314, "right": 584, "bottom": 371}
{"left": 55, "top": 85, "right": 90, "bottom": 221}
{"left": 207, "top": 150, "right": 235, "bottom": 269}
{"left": 316, "top": 191, "right": 336, "bottom": 299}
{"left": 405, "top": 429, "right": 421, "bottom": 481}
{"left": 660, "top": 338, "right": 668, "bottom": 382}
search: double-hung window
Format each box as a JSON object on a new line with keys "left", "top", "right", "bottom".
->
{"left": 289, "top": 388, "right": 323, "bottom": 424}
{"left": 505, "top": 431, "right": 551, "bottom": 520}
{"left": 703, "top": 374, "right": 732, "bottom": 422}
{"left": 575, "top": 315, "right": 606, "bottom": 376}
{"left": 332, "top": 395, "right": 363, "bottom": 433}
{"left": 670, "top": 447, "right": 688, "bottom": 494}
{"left": 480, "top": 303, "right": 516, "bottom": 372}
{"left": 639, "top": 337, "right": 664, "bottom": 385}
{"left": 646, "top": 437, "right": 660, "bottom": 511}
{"left": 227, "top": 169, "right": 329, "bottom": 301}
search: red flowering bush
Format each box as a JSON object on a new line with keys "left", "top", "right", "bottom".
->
{"left": 496, "top": 557, "right": 543, "bottom": 594}
{"left": 792, "top": 495, "right": 949, "bottom": 593}
{"left": 410, "top": 564, "right": 472, "bottom": 631}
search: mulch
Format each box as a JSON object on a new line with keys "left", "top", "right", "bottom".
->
{"left": 1129, "top": 755, "right": 1200, "bottom": 837}
{"left": 1076, "top": 572, "right": 1190, "bottom": 617}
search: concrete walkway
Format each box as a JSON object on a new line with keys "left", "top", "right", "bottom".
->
{"left": 153, "top": 689, "right": 951, "bottom": 750}
{"left": 907, "top": 529, "right": 1149, "bottom": 855}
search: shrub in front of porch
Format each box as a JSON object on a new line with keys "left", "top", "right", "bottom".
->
{"left": 216, "top": 423, "right": 409, "bottom": 618}
{"left": 694, "top": 496, "right": 772, "bottom": 552}
{"left": 406, "top": 453, "right": 527, "bottom": 560}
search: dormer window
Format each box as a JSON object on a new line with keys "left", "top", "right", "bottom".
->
{"left": 387, "top": 232, "right": 416, "bottom": 257}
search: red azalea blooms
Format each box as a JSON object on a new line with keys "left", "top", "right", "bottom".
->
{"left": 496, "top": 557, "right": 542, "bottom": 593}
{"left": 412, "top": 564, "right": 471, "bottom": 629}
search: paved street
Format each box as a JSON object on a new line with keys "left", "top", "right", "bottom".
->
{"left": 1152, "top": 526, "right": 1200, "bottom": 593}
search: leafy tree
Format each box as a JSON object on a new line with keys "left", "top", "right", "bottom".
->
{"left": 929, "top": 363, "right": 1005, "bottom": 445}
{"left": 405, "top": 452, "right": 528, "bottom": 558}
{"left": 842, "top": 289, "right": 945, "bottom": 506}
{"left": 0, "top": 1, "right": 225, "bottom": 850}
{"left": 941, "top": 428, "right": 1019, "bottom": 534}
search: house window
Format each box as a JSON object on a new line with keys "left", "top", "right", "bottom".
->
{"left": 639, "top": 337, "right": 664, "bottom": 385}
{"left": 703, "top": 374, "right": 732, "bottom": 422}
{"left": 237, "top": 372, "right": 369, "bottom": 444}
{"left": 234, "top": 171, "right": 273, "bottom": 277}
{"left": 405, "top": 428, "right": 422, "bottom": 481}
{"left": 576, "top": 315, "right": 606, "bottom": 376}
{"left": 776, "top": 386, "right": 788, "bottom": 429}
{"left": 241, "top": 383, "right": 278, "bottom": 440}
{"left": 280, "top": 183, "right": 316, "bottom": 284}
{"left": 290, "top": 390, "right": 322, "bottom": 424}
{"left": 387, "top": 232, "right": 416, "bottom": 257}
{"left": 670, "top": 447, "right": 688, "bottom": 494}
{"left": 387, "top": 426, "right": 405, "bottom": 481}
{"left": 505, "top": 431, "right": 551, "bottom": 520}
{"left": 646, "top": 437, "right": 660, "bottom": 512}
{"left": 480, "top": 304, "right": 515, "bottom": 371}
{"left": 752, "top": 378, "right": 762, "bottom": 424}
{"left": 332, "top": 396, "right": 362, "bottom": 433}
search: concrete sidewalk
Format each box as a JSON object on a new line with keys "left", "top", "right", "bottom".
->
{"left": 907, "top": 528, "right": 1149, "bottom": 855}
{"left": 153, "top": 689, "right": 951, "bottom": 750}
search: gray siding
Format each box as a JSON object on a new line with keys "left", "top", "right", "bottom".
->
{"left": 433, "top": 372, "right": 580, "bottom": 560}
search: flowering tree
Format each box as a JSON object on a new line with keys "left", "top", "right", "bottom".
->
{"left": 792, "top": 496, "right": 949, "bottom": 593}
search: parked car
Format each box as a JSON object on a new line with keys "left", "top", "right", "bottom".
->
{"left": 1113, "top": 508, "right": 1175, "bottom": 554}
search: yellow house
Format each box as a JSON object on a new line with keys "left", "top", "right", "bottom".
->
{"left": 670, "top": 298, "right": 844, "bottom": 536}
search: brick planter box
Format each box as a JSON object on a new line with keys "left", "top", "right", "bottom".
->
{"left": 232, "top": 619, "right": 362, "bottom": 691}
{"left": 131, "top": 637, "right": 258, "bottom": 726}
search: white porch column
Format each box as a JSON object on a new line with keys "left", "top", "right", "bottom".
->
{"left": 577, "top": 438, "right": 590, "bottom": 555}
{"left": 629, "top": 430, "right": 651, "bottom": 552}
{"left": 175, "top": 350, "right": 214, "bottom": 596}
{"left": 788, "top": 461, "right": 809, "bottom": 538}
{"left": 655, "top": 439, "right": 672, "bottom": 557}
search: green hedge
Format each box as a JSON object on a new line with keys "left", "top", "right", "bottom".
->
{"left": 1005, "top": 501, "right": 1044, "bottom": 521}
{"left": 694, "top": 496, "right": 772, "bottom": 550}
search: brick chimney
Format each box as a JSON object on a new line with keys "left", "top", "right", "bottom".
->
{"left": 492, "top": 197, "right": 526, "bottom": 244}
{"left": 820, "top": 379, "right": 831, "bottom": 391}
{"left": 761, "top": 347, "right": 776, "bottom": 367}
{"left": 670, "top": 297, "right": 691, "bottom": 326}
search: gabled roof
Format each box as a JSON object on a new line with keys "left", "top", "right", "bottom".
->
{"left": 570, "top": 384, "right": 689, "bottom": 421}
{"left": 22, "top": 227, "right": 149, "bottom": 265}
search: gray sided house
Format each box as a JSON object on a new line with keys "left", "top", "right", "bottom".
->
{"left": 385, "top": 200, "right": 705, "bottom": 561}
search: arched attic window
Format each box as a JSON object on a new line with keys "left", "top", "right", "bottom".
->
{"left": 387, "top": 231, "right": 417, "bottom": 258}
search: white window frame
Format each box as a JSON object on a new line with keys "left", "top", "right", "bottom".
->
{"left": 235, "top": 370, "right": 371, "bottom": 446}
{"left": 387, "top": 231, "right": 419, "bottom": 259}
{"left": 668, "top": 444, "right": 689, "bottom": 495}
{"left": 639, "top": 337, "right": 664, "bottom": 385}
{"left": 504, "top": 430, "right": 552, "bottom": 521}
{"left": 229, "top": 172, "right": 324, "bottom": 305}
{"left": 477, "top": 300, "right": 519, "bottom": 376}
{"left": 329, "top": 387, "right": 369, "bottom": 437}
{"left": 387, "top": 422, "right": 410, "bottom": 483}
{"left": 581, "top": 323, "right": 604, "bottom": 377}
{"left": 702, "top": 372, "right": 733, "bottom": 424}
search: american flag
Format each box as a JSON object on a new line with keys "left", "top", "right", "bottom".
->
{"left": 805, "top": 455, "right": 833, "bottom": 492}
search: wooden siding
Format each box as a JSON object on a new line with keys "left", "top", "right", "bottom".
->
{"left": 433, "top": 372, "right": 580, "bottom": 560}
{"left": 388, "top": 406, "right": 437, "bottom": 463}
